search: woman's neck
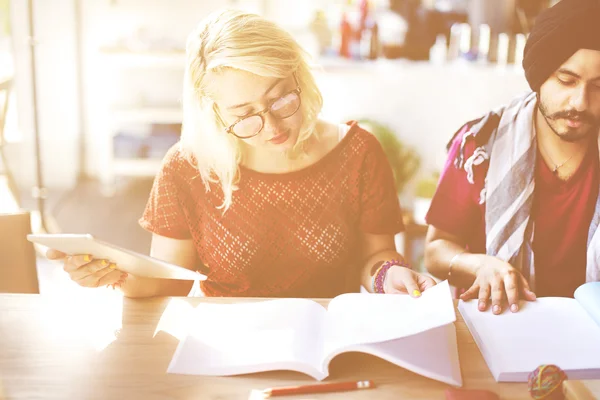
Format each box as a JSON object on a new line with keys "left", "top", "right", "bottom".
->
{"left": 242, "top": 145, "right": 310, "bottom": 173}
{"left": 240, "top": 120, "right": 340, "bottom": 174}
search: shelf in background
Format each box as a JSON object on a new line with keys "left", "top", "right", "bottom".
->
{"left": 110, "top": 107, "right": 182, "bottom": 124}
{"left": 98, "top": 48, "right": 186, "bottom": 69}
{"left": 113, "top": 158, "right": 162, "bottom": 177}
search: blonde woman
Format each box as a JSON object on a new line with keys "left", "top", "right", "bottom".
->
{"left": 47, "top": 9, "right": 436, "bottom": 298}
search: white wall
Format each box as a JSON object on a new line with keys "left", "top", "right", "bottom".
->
{"left": 8, "top": 0, "right": 79, "bottom": 189}
{"left": 315, "top": 60, "right": 529, "bottom": 180}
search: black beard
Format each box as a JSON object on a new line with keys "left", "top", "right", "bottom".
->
{"left": 538, "top": 100, "right": 599, "bottom": 143}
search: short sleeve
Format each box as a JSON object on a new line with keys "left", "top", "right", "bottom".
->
{"left": 138, "top": 146, "right": 193, "bottom": 240}
{"left": 425, "top": 126, "right": 484, "bottom": 240}
{"left": 359, "top": 134, "right": 405, "bottom": 234}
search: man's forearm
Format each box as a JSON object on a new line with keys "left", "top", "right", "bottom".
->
{"left": 424, "top": 238, "right": 483, "bottom": 288}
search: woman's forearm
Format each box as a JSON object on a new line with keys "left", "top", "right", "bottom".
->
{"left": 117, "top": 234, "right": 198, "bottom": 298}
{"left": 119, "top": 275, "right": 194, "bottom": 298}
{"left": 360, "top": 249, "right": 406, "bottom": 293}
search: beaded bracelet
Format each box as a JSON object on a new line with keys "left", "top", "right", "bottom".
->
{"left": 372, "top": 259, "right": 408, "bottom": 294}
{"left": 371, "top": 264, "right": 385, "bottom": 293}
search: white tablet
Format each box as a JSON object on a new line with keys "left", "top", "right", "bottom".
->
{"left": 27, "top": 233, "right": 206, "bottom": 281}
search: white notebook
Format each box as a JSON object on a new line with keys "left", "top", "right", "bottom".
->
{"left": 459, "top": 282, "right": 600, "bottom": 382}
{"left": 166, "top": 280, "right": 463, "bottom": 386}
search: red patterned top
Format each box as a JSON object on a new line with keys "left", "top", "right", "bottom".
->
{"left": 139, "top": 121, "right": 405, "bottom": 297}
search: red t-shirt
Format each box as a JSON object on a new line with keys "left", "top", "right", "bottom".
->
{"left": 139, "top": 122, "right": 405, "bottom": 298}
{"left": 426, "top": 126, "right": 598, "bottom": 298}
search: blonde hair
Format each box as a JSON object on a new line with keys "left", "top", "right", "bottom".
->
{"left": 180, "top": 9, "right": 323, "bottom": 211}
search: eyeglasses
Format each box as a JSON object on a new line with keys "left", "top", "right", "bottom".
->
{"left": 215, "top": 76, "right": 302, "bottom": 139}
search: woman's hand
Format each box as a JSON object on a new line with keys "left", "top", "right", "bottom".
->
{"left": 459, "top": 254, "right": 536, "bottom": 314}
{"left": 46, "top": 249, "right": 127, "bottom": 288}
{"left": 384, "top": 266, "right": 437, "bottom": 297}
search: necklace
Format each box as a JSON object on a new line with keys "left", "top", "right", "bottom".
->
{"left": 538, "top": 139, "right": 576, "bottom": 175}
{"left": 548, "top": 153, "right": 574, "bottom": 175}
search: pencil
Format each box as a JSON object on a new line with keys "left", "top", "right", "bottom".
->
{"left": 262, "top": 380, "right": 374, "bottom": 397}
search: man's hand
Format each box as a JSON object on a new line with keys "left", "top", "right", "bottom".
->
{"left": 459, "top": 254, "right": 536, "bottom": 314}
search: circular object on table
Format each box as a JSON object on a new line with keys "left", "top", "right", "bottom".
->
{"left": 527, "top": 364, "right": 568, "bottom": 400}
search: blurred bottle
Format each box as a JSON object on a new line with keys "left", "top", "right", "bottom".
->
{"left": 358, "top": 0, "right": 380, "bottom": 60}
{"left": 458, "top": 23, "right": 471, "bottom": 59}
{"left": 359, "top": 0, "right": 369, "bottom": 33}
{"left": 429, "top": 34, "right": 447, "bottom": 64}
{"left": 310, "top": 9, "right": 332, "bottom": 56}
{"left": 350, "top": 33, "right": 362, "bottom": 60}
{"left": 477, "top": 24, "right": 490, "bottom": 63}
{"left": 360, "top": 22, "right": 372, "bottom": 60}
{"left": 369, "top": 20, "right": 380, "bottom": 60}
{"left": 497, "top": 32, "right": 509, "bottom": 66}
{"left": 447, "top": 23, "right": 461, "bottom": 61}
{"left": 360, "top": 18, "right": 380, "bottom": 60}
{"left": 339, "top": 12, "right": 352, "bottom": 58}
{"left": 514, "top": 33, "right": 526, "bottom": 67}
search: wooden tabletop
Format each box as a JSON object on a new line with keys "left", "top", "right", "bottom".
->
{"left": 0, "top": 293, "right": 531, "bottom": 400}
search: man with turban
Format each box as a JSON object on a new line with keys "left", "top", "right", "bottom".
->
{"left": 424, "top": 0, "right": 600, "bottom": 314}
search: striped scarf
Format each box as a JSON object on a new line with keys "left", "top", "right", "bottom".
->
{"left": 452, "top": 92, "right": 600, "bottom": 290}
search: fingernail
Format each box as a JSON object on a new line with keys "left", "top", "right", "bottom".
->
{"left": 412, "top": 290, "right": 421, "bottom": 297}
{"left": 493, "top": 305, "right": 501, "bottom": 314}
{"left": 109, "top": 263, "right": 117, "bottom": 269}
{"left": 83, "top": 255, "right": 92, "bottom": 262}
{"left": 511, "top": 304, "right": 519, "bottom": 312}
{"left": 478, "top": 301, "right": 486, "bottom": 310}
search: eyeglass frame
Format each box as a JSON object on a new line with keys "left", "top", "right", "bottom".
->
{"left": 214, "top": 73, "right": 302, "bottom": 139}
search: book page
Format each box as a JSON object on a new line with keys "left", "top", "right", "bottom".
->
{"left": 459, "top": 297, "right": 600, "bottom": 382}
{"left": 323, "top": 280, "right": 456, "bottom": 352}
{"left": 323, "top": 324, "right": 463, "bottom": 387}
{"left": 575, "top": 282, "right": 600, "bottom": 327}
{"left": 167, "top": 298, "right": 328, "bottom": 379}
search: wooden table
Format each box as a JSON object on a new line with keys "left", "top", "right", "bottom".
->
{"left": 0, "top": 293, "right": 531, "bottom": 400}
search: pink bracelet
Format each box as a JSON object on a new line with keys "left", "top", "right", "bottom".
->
{"left": 373, "top": 259, "right": 409, "bottom": 294}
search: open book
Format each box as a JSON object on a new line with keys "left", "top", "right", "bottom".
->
{"left": 459, "top": 282, "right": 600, "bottom": 382}
{"left": 167, "top": 280, "right": 463, "bottom": 386}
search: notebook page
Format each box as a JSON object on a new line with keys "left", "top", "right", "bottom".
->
{"left": 459, "top": 298, "right": 600, "bottom": 382}
{"left": 324, "top": 280, "right": 456, "bottom": 351}
{"left": 168, "top": 298, "right": 327, "bottom": 377}
{"left": 575, "top": 282, "right": 600, "bottom": 327}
